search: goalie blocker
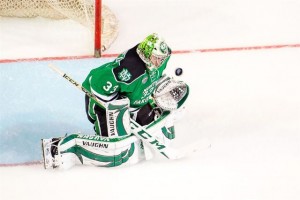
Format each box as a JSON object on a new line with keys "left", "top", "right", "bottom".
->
{"left": 42, "top": 76, "right": 189, "bottom": 169}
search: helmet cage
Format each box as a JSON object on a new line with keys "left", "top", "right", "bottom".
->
{"left": 150, "top": 52, "right": 170, "bottom": 67}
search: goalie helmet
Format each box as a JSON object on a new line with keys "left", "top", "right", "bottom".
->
{"left": 137, "top": 33, "right": 171, "bottom": 68}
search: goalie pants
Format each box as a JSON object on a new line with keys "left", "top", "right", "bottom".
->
{"left": 85, "top": 95, "right": 156, "bottom": 136}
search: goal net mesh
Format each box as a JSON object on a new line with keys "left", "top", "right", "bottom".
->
{"left": 0, "top": 0, "right": 118, "bottom": 51}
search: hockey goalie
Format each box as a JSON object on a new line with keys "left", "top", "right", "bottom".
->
{"left": 42, "top": 33, "right": 189, "bottom": 169}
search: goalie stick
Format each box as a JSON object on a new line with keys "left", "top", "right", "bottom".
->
{"left": 48, "top": 63, "right": 207, "bottom": 159}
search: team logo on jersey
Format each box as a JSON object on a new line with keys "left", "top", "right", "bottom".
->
{"left": 118, "top": 68, "right": 132, "bottom": 82}
{"left": 149, "top": 69, "right": 159, "bottom": 81}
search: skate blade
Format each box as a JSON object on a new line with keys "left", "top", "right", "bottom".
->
{"left": 41, "top": 139, "right": 53, "bottom": 169}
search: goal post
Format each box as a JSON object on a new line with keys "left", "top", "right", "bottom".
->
{"left": 94, "top": 0, "right": 102, "bottom": 57}
{"left": 0, "top": 0, "right": 118, "bottom": 57}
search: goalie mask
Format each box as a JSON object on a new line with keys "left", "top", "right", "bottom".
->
{"left": 137, "top": 33, "right": 171, "bottom": 70}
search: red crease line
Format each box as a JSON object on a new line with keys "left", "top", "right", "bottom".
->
{"left": 0, "top": 43, "right": 299, "bottom": 64}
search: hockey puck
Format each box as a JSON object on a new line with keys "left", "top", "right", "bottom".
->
{"left": 175, "top": 68, "right": 183, "bottom": 76}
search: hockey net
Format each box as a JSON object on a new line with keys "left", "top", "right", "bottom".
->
{"left": 0, "top": 0, "right": 118, "bottom": 56}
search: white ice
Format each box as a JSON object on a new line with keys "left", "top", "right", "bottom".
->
{"left": 0, "top": 0, "right": 300, "bottom": 200}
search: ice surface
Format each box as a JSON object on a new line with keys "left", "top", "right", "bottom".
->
{"left": 0, "top": 59, "right": 113, "bottom": 163}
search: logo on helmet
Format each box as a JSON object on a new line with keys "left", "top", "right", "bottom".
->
{"left": 160, "top": 42, "right": 168, "bottom": 54}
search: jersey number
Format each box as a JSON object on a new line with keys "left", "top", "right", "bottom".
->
{"left": 103, "top": 81, "right": 118, "bottom": 93}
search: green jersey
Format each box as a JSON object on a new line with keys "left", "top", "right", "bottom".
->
{"left": 83, "top": 45, "right": 170, "bottom": 109}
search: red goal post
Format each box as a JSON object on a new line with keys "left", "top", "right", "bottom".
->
{"left": 94, "top": 0, "right": 102, "bottom": 57}
{"left": 0, "top": 0, "right": 118, "bottom": 57}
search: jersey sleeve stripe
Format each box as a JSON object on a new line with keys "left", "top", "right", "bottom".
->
{"left": 91, "top": 88, "right": 119, "bottom": 102}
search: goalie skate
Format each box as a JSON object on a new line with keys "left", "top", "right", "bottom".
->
{"left": 41, "top": 138, "right": 61, "bottom": 169}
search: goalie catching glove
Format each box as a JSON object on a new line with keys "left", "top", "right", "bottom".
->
{"left": 153, "top": 75, "right": 189, "bottom": 111}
